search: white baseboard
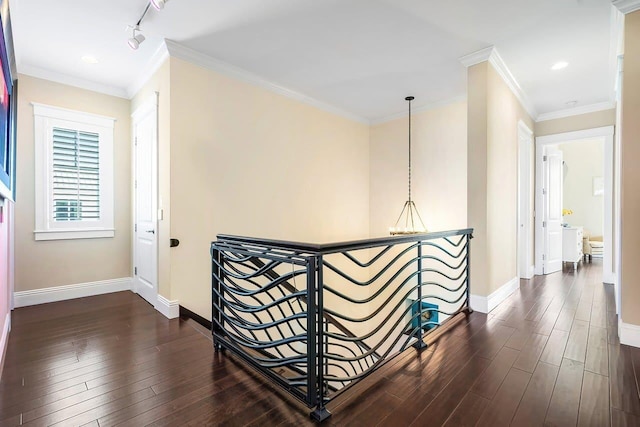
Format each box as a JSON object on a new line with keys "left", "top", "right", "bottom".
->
{"left": 14, "top": 277, "right": 133, "bottom": 308}
{"left": 619, "top": 321, "right": 640, "bottom": 348}
{"left": 603, "top": 271, "right": 616, "bottom": 285}
{"left": 14, "top": 277, "right": 179, "bottom": 321}
{"left": 470, "top": 276, "right": 520, "bottom": 314}
{"left": 155, "top": 295, "right": 179, "bottom": 319}
{"left": 0, "top": 311, "right": 10, "bottom": 377}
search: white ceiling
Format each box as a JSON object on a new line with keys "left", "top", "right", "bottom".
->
{"left": 11, "top": 0, "right": 617, "bottom": 121}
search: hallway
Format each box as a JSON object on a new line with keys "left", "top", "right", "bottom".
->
{"left": 0, "top": 261, "right": 638, "bottom": 426}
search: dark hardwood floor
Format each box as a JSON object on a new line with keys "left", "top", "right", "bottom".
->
{"left": 1, "top": 261, "right": 639, "bottom": 426}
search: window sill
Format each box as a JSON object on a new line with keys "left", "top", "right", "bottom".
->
{"left": 34, "top": 229, "right": 115, "bottom": 241}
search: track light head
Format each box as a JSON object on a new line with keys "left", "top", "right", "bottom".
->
{"left": 127, "top": 29, "right": 145, "bottom": 50}
{"left": 150, "top": 0, "right": 168, "bottom": 10}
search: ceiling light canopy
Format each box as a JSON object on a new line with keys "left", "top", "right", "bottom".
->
{"left": 551, "top": 61, "right": 569, "bottom": 70}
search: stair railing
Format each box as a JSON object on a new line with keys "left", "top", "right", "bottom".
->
{"left": 211, "top": 228, "right": 473, "bottom": 421}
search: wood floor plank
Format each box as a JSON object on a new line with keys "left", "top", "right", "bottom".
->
{"left": 0, "top": 382, "right": 88, "bottom": 422}
{"left": 475, "top": 368, "right": 531, "bottom": 426}
{"left": 97, "top": 362, "right": 257, "bottom": 427}
{"left": 442, "top": 392, "right": 489, "bottom": 427}
{"left": 585, "top": 326, "right": 609, "bottom": 376}
{"left": 539, "top": 328, "right": 570, "bottom": 366}
{"left": 511, "top": 362, "right": 559, "bottom": 426}
{"left": 545, "top": 358, "right": 584, "bottom": 427}
{"left": 470, "top": 347, "right": 519, "bottom": 399}
{"left": 578, "top": 371, "right": 610, "bottom": 427}
{"left": 609, "top": 343, "right": 640, "bottom": 416}
{"left": 590, "top": 305, "right": 608, "bottom": 329}
{"left": 504, "top": 328, "right": 533, "bottom": 351}
{"left": 409, "top": 356, "right": 491, "bottom": 426}
{"left": 554, "top": 307, "right": 577, "bottom": 332}
{"left": 242, "top": 396, "right": 315, "bottom": 427}
{"left": 22, "top": 387, "right": 156, "bottom": 427}
{"left": 574, "top": 291, "right": 594, "bottom": 323}
{"left": 512, "top": 333, "right": 549, "bottom": 373}
{"left": 471, "top": 323, "right": 516, "bottom": 360}
{"left": 534, "top": 306, "right": 562, "bottom": 337}
{"left": 337, "top": 391, "right": 402, "bottom": 427}
{"left": 564, "top": 319, "right": 590, "bottom": 363}
{"left": 611, "top": 408, "right": 640, "bottom": 427}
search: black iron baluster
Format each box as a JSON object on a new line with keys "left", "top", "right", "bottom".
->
{"left": 466, "top": 234, "right": 473, "bottom": 313}
{"left": 306, "top": 256, "right": 319, "bottom": 416}
{"left": 414, "top": 241, "right": 427, "bottom": 349}
{"left": 311, "top": 255, "right": 331, "bottom": 421}
{"left": 211, "top": 246, "right": 223, "bottom": 350}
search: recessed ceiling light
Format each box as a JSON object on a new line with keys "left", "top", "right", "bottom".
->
{"left": 551, "top": 61, "right": 569, "bottom": 71}
{"left": 566, "top": 100, "right": 578, "bottom": 107}
{"left": 81, "top": 55, "right": 99, "bottom": 64}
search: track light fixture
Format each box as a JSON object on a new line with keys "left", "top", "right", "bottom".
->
{"left": 127, "top": 0, "right": 169, "bottom": 50}
{"left": 128, "top": 26, "right": 146, "bottom": 50}
{"left": 150, "top": 0, "right": 168, "bottom": 10}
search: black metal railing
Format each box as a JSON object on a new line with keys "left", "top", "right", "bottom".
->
{"left": 211, "top": 228, "right": 473, "bottom": 421}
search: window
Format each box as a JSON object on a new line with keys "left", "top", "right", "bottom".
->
{"left": 33, "top": 104, "right": 115, "bottom": 240}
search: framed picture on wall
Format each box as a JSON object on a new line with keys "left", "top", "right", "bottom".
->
{"left": 0, "top": 8, "right": 14, "bottom": 201}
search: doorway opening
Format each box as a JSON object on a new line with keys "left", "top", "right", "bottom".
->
{"left": 534, "top": 126, "right": 615, "bottom": 286}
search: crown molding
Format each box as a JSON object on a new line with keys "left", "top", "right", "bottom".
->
{"left": 164, "top": 39, "right": 369, "bottom": 125}
{"left": 459, "top": 46, "right": 538, "bottom": 120}
{"left": 17, "top": 63, "right": 129, "bottom": 99}
{"left": 613, "top": 0, "right": 640, "bottom": 14}
{"left": 536, "top": 100, "right": 617, "bottom": 122}
{"left": 458, "top": 46, "right": 494, "bottom": 68}
{"left": 370, "top": 95, "right": 467, "bottom": 125}
{"left": 126, "top": 42, "right": 170, "bottom": 99}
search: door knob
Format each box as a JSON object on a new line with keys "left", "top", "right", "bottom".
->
{"left": 146, "top": 230, "right": 155, "bottom": 234}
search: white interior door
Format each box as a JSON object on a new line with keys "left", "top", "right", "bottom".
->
{"left": 132, "top": 95, "right": 158, "bottom": 306}
{"left": 544, "top": 145, "right": 563, "bottom": 274}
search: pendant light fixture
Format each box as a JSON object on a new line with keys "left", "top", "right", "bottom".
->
{"left": 389, "top": 96, "right": 427, "bottom": 235}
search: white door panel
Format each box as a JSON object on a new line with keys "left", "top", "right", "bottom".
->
{"left": 133, "top": 95, "right": 158, "bottom": 306}
{"left": 544, "top": 146, "right": 563, "bottom": 274}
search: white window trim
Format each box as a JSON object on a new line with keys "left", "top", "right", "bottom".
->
{"left": 33, "top": 103, "right": 116, "bottom": 241}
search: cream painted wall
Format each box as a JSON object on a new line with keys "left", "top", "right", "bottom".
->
{"left": 15, "top": 75, "right": 131, "bottom": 291}
{"left": 535, "top": 109, "right": 616, "bottom": 137}
{"left": 486, "top": 63, "right": 534, "bottom": 293}
{"left": 467, "top": 62, "right": 489, "bottom": 297}
{"left": 621, "top": 10, "right": 640, "bottom": 326}
{"left": 369, "top": 101, "right": 467, "bottom": 236}
{"left": 467, "top": 61, "right": 534, "bottom": 298}
{"left": 168, "top": 57, "right": 370, "bottom": 318}
{"left": 558, "top": 139, "right": 604, "bottom": 237}
{"left": 131, "top": 60, "right": 172, "bottom": 299}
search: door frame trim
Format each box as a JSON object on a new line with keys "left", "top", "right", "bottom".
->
{"left": 534, "top": 126, "right": 615, "bottom": 283}
{"left": 131, "top": 92, "right": 160, "bottom": 309}
{"left": 518, "top": 120, "right": 534, "bottom": 279}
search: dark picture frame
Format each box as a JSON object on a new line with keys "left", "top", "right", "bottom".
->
{"left": 0, "top": 6, "right": 14, "bottom": 201}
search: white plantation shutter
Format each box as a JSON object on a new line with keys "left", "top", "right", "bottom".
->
{"left": 52, "top": 128, "right": 101, "bottom": 221}
{"left": 33, "top": 103, "right": 115, "bottom": 241}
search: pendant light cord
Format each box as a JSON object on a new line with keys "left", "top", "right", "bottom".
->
{"left": 408, "top": 97, "right": 412, "bottom": 202}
